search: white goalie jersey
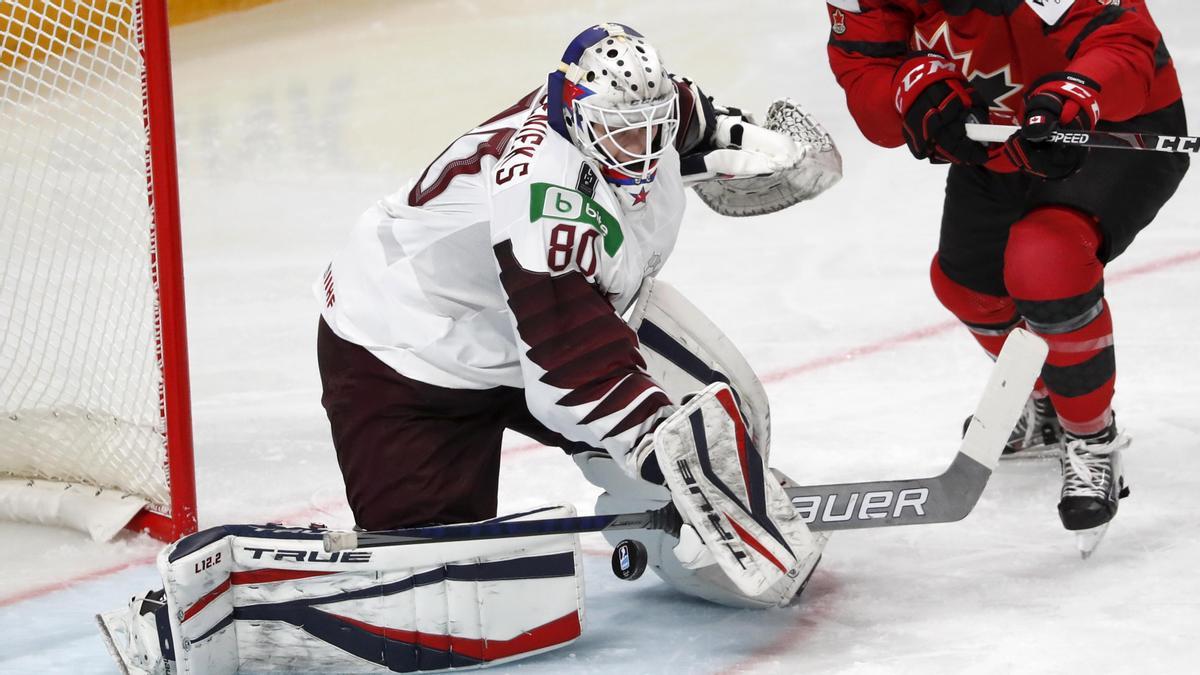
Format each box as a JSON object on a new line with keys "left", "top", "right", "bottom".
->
{"left": 316, "top": 88, "right": 687, "bottom": 465}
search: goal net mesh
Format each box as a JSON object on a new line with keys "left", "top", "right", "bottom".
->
{"left": 1, "top": 0, "right": 170, "bottom": 509}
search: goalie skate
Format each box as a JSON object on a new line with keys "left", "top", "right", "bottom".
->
{"left": 1059, "top": 423, "right": 1131, "bottom": 559}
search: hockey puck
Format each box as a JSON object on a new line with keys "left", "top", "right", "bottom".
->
{"left": 611, "top": 539, "right": 648, "bottom": 581}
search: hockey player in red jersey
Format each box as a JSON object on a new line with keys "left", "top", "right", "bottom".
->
{"left": 825, "top": 0, "right": 1188, "bottom": 550}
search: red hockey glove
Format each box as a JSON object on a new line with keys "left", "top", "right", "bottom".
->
{"left": 893, "top": 52, "right": 989, "bottom": 165}
{"left": 1003, "top": 72, "right": 1101, "bottom": 180}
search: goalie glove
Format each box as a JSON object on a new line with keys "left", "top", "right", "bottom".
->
{"left": 641, "top": 382, "right": 823, "bottom": 601}
{"left": 681, "top": 108, "right": 803, "bottom": 183}
{"left": 692, "top": 99, "right": 843, "bottom": 217}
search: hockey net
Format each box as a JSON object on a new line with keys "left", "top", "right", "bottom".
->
{"left": 0, "top": 0, "right": 195, "bottom": 541}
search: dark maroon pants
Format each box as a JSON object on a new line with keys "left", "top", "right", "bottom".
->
{"left": 317, "top": 318, "right": 588, "bottom": 530}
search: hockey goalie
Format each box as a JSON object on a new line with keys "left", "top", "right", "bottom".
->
{"left": 98, "top": 21, "right": 847, "bottom": 673}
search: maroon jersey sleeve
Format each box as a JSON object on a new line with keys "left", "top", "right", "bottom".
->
{"left": 825, "top": 0, "right": 915, "bottom": 148}
{"left": 1047, "top": 1, "right": 1164, "bottom": 122}
{"left": 493, "top": 240, "right": 672, "bottom": 464}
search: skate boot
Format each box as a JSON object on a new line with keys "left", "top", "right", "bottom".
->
{"left": 1058, "top": 421, "right": 1131, "bottom": 558}
{"left": 962, "top": 394, "right": 1064, "bottom": 459}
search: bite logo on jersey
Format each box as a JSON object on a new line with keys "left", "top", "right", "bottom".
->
{"left": 529, "top": 182, "right": 624, "bottom": 255}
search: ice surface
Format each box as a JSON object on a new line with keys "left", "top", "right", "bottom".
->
{"left": 3, "top": 0, "right": 1199, "bottom": 672}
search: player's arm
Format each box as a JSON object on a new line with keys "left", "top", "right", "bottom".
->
{"left": 492, "top": 189, "right": 672, "bottom": 481}
{"left": 829, "top": 0, "right": 989, "bottom": 165}
{"left": 1001, "top": 3, "right": 1167, "bottom": 179}
{"left": 1044, "top": 2, "right": 1162, "bottom": 122}
{"left": 825, "top": 0, "right": 914, "bottom": 148}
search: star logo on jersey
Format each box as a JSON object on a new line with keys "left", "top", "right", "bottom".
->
{"left": 632, "top": 187, "right": 650, "bottom": 205}
{"left": 831, "top": 9, "right": 847, "bottom": 35}
{"left": 915, "top": 22, "right": 1024, "bottom": 123}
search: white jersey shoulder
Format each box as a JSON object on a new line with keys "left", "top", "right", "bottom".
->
{"left": 316, "top": 85, "right": 687, "bottom": 393}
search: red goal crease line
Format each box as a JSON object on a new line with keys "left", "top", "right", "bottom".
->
{"left": 2, "top": 246, "right": 1198, "bottom": 610}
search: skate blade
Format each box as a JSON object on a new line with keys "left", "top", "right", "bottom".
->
{"left": 1075, "top": 523, "right": 1110, "bottom": 560}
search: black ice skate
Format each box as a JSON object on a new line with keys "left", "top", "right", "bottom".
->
{"left": 962, "top": 394, "right": 1064, "bottom": 459}
{"left": 1058, "top": 422, "right": 1131, "bottom": 559}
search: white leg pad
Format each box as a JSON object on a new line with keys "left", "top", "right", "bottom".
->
{"left": 627, "top": 278, "right": 773, "bottom": 457}
{"left": 102, "top": 506, "right": 585, "bottom": 673}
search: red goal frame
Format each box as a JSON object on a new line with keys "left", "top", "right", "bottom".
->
{"left": 124, "top": 0, "right": 198, "bottom": 542}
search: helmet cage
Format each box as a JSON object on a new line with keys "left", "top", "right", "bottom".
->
{"left": 571, "top": 93, "right": 679, "bottom": 181}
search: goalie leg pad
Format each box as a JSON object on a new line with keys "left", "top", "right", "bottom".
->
{"left": 627, "top": 277, "right": 772, "bottom": 457}
{"left": 102, "top": 506, "right": 585, "bottom": 674}
{"left": 653, "top": 383, "right": 822, "bottom": 599}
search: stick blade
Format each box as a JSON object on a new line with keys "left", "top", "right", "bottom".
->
{"left": 960, "top": 329, "right": 1049, "bottom": 471}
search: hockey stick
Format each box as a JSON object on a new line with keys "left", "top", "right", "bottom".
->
{"left": 965, "top": 122, "right": 1200, "bottom": 153}
{"left": 324, "top": 329, "right": 1047, "bottom": 552}
{"left": 773, "top": 327, "right": 1046, "bottom": 530}
{"left": 324, "top": 505, "right": 683, "bottom": 552}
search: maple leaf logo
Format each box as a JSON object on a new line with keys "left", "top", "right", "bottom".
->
{"left": 915, "top": 22, "right": 1024, "bottom": 123}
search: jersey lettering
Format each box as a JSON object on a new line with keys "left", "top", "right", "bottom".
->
{"left": 408, "top": 127, "right": 515, "bottom": 206}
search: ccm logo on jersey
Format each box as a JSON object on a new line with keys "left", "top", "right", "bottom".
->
{"left": 241, "top": 546, "right": 372, "bottom": 563}
{"left": 791, "top": 488, "right": 929, "bottom": 524}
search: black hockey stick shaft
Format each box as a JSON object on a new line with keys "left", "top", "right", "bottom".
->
{"left": 965, "top": 123, "right": 1200, "bottom": 153}
{"left": 324, "top": 505, "right": 681, "bottom": 551}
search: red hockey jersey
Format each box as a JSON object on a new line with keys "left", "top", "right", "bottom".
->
{"left": 826, "top": 0, "right": 1182, "bottom": 167}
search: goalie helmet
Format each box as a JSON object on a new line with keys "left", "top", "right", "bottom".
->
{"left": 548, "top": 23, "right": 680, "bottom": 193}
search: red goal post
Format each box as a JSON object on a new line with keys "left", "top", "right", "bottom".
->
{"left": 1, "top": 0, "right": 197, "bottom": 542}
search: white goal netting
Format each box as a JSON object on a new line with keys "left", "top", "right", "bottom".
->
{"left": 1, "top": 0, "right": 175, "bottom": 527}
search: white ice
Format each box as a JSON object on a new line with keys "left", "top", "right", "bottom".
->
{"left": 3, "top": 1, "right": 1200, "bottom": 672}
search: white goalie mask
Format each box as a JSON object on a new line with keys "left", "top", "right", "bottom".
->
{"left": 551, "top": 24, "right": 680, "bottom": 186}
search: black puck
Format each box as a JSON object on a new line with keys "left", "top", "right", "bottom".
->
{"left": 611, "top": 539, "right": 648, "bottom": 581}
